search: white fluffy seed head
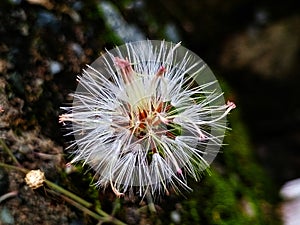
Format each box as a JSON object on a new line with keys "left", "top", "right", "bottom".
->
{"left": 59, "top": 40, "right": 235, "bottom": 197}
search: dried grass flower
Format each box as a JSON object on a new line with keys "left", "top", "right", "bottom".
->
{"left": 25, "top": 169, "right": 45, "bottom": 189}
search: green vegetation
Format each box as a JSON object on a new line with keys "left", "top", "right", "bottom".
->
{"left": 180, "top": 109, "right": 280, "bottom": 225}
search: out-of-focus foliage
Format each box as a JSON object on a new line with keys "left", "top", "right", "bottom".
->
{"left": 178, "top": 109, "right": 280, "bottom": 225}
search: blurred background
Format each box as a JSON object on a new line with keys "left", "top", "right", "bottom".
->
{"left": 0, "top": 0, "right": 299, "bottom": 224}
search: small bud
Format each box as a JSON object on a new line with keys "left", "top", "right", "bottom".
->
{"left": 25, "top": 169, "right": 45, "bottom": 189}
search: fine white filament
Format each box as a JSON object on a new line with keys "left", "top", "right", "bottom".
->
{"left": 59, "top": 40, "right": 235, "bottom": 197}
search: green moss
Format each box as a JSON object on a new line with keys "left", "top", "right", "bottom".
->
{"left": 180, "top": 107, "right": 281, "bottom": 225}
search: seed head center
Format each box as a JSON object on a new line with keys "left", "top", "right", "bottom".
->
{"left": 130, "top": 101, "right": 168, "bottom": 139}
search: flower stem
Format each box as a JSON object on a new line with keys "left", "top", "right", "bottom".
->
{"left": 45, "top": 180, "right": 126, "bottom": 224}
{"left": 44, "top": 179, "right": 93, "bottom": 207}
{"left": 146, "top": 191, "right": 157, "bottom": 214}
{"left": 0, "top": 162, "right": 28, "bottom": 173}
{"left": 47, "top": 188, "right": 102, "bottom": 220}
{"left": 0, "top": 138, "right": 21, "bottom": 167}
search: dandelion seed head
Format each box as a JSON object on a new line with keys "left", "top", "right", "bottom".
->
{"left": 60, "top": 40, "right": 235, "bottom": 197}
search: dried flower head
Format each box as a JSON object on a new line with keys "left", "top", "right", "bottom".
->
{"left": 60, "top": 40, "right": 235, "bottom": 197}
{"left": 25, "top": 169, "right": 45, "bottom": 189}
